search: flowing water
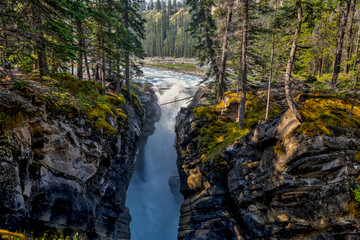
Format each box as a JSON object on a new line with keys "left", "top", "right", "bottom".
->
{"left": 126, "top": 67, "right": 202, "bottom": 240}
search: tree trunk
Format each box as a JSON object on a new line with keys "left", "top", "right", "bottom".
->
{"left": 266, "top": 0, "right": 277, "bottom": 121}
{"left": 116, "top": 60, "right": 122, "bottom": 95}
{"left": 116, "top": 28, "right": 122, "bottom": 94}
{"left": 37, "top": 41, "right": 48, "bottom": 77}
{"left": 31, "top": 4, "right": 48, "bottom": 78}
{"left": 284, "top": 0, "right": 302, "bottom": 122}
{"left": 349, "top": 29, "right": 360, "bottom": 120}
{"left": 107, "top": 22, "right": 112, "bottom": 80}
{"left": 83, "top": 35, "right": 91, "bottom": 80}
{"left": 84, "top": 52, "right": 91, "bottom": 80}
{"left": 352, "top": 27, "right": 360, "bottom": 71}
{"left": 95, "top": 63, "right": 99, "bottom": 82}
{"left": 101, "top": 30, "right": 105, "bottom": 93}
{"left": 343, "top": 0, "right": 356, "bottom": 74}
{"left": 349, "top": 72, "right": 359, "bottom": 120}
{"left": 101, "top": 47, "right": 106, "bottom": 93}
{"left": 332, "top": 0, "right": 351, "bottom": 89}
{"left": 77, "top": 21, "right": 83, "bottom": 80}
{"left": 319, "top": 56, "right": 324, "bottom": 77}
{"left": 124, "top": 1, "right": 131, "bottom": 99}
{"left": 217, "top": 3, "right": 233, "bottom": 103}
{"left": 238, "top": 0, "right": 248, "bottom": 129}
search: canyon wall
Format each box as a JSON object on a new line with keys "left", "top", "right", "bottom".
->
{"left": 0, "top": 87, "right": 160, "bottom": 239}
{"left": 175, "top": 87, "right": 360, "bottom": 239}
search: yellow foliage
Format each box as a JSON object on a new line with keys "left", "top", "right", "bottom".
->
{"left": 215, "top": 91, "right": 240, "bottom": 109}
{"left": 215, "top": 135, "right": 224, "bottom": 143}
{"left": 0, "top": 229, "right": 26, "bottom": 240}
{"left": 94, "top": 119, "right": 116, "bottom": 135}
{"left": 105, "top": 93, "right": 126, "bottom": 105}
{"left": 117, "top": 108, "right": 127, "bottom": 121}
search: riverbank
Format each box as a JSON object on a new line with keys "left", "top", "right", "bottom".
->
{"left": 141, "top": 57, "right": 207, "bottom": 77}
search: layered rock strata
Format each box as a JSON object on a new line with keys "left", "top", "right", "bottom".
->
{"left": 175, "top": 87, "right": 360, "bottom": 239}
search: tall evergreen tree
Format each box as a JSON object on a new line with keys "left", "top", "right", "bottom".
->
{"left": 187, "top": 0, "right": 219, "bottom": 81}
{"left": 238, "top": 0, "right": 248, "bottom": 129}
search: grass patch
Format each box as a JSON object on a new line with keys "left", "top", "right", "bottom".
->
{"left": 297, "top": 93, "right": 360, "bottom": 136}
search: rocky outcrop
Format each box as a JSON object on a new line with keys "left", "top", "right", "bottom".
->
{"left": 175, "top": 87, "right": 242, "bottom": 240}
{"left": 0, "top": 87, "right": 160, "bottom": 239}
{"left": 175, "top": 87, "right": 360, "bottom": 239}
{"left": 225, "top": 109, "right": 360, "bottom": 239}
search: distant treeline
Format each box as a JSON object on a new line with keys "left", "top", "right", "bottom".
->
{"left": 141, "top": 5, "right": 197, "bottom": 58}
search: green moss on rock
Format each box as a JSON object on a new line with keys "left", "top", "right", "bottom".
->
{"left": 297, "top": 93, "right": 360, "bottom": 136}
{"left": 193, "top": 91, "right": 281, "bottom": 163}
{"left": 10, "top": 73, "right": 132, "bottom": 136}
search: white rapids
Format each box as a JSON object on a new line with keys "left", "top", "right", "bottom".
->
{"left": 126, "top": 67, "right": 203, "bottom": 240}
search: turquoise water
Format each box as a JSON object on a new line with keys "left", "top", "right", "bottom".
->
{"left": 126, "top": 68, "right": 202, "bottom": 240}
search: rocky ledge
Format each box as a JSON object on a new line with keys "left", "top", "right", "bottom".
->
{"left": 0, "top": 84, "right": 160, "bottom": 239}
{"left": 175, "top": 87, "right": 360, "bottom": 239}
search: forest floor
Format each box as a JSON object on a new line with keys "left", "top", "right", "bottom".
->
{"left": 141, "top": 57, "right": 207, "bottom": 77}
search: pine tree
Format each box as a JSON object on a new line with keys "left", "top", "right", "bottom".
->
{"left": 332, "top": 0, "right": 351, "bottom": 89}
{"left": 187, "top": 0, "right": 219, "bottom": 80}
{"left": 284, "top": 0, "right": 302, "bottom": 122}
{"left": 238, "top": 0, "right": 248, "bottom": 129}
{"left": 156, "top": 0, "right": 161, "bottom": 10}
{"left": 217, "top": 0, "right": 234, "bottom": 102}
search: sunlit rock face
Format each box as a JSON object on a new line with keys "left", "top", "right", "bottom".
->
{"left": 175, "top": 86, "right": 360, "bottom": 240}
{"left": 0, "top": 88, "right": 160, "bottom": 239}
{"left": 225, "top": 110, "right": 360, "bottom": 239}
{"left": 175, "top": 86, "right": 242, "bottom": 240}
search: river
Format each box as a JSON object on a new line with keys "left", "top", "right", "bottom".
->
{"left": 126, "top": 67, "right": 202, "bottom": 240}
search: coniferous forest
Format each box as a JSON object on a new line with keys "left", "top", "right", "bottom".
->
{"left": 141, "top": 8, "right": 197, "bottom": 58}
{"left": 1, "top": 0, "right": 360, "bottom": 240}
{"left": 0, "top": 0, "right": 145, "bottom": 97}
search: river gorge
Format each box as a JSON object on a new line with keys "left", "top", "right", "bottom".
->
{"left": 127, "top": 67, "right": 202, "bottom": 240}
{"left": 0, "top": 67, "right": 359, "bottom": 240}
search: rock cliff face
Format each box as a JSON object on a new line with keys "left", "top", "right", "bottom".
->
{"left": 175, "top": 87, "right": 360, "bottom": 239}
{"left": 0, "top": 87, "right": 160, "bottom": 239}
